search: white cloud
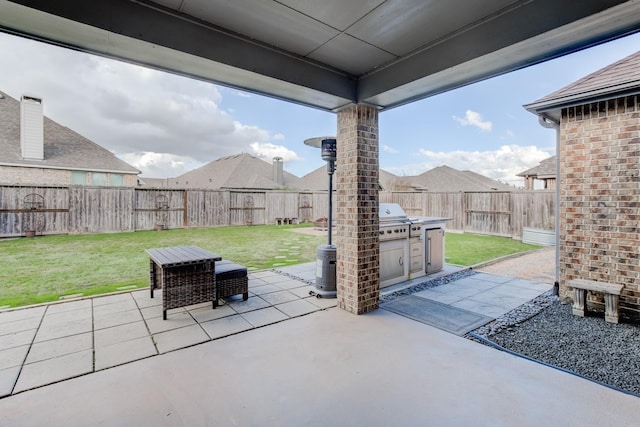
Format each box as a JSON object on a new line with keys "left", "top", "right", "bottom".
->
{"left": 383, "top": 144, "right": 399, "bottom": 154}
{"left": 272, "top": 133, "right": 285, "bottom": 141}
{"left": 0, "top": 33, "right": 284, "bottom": 178}
{"left": 502, "top": 130, "right": 515, "bottom": 139}
{"left": 385, "top": 145, "right": 551, "bottom": 186}
{"left": 453, "top": 110, "right": 493, "bottom": 132}
{"left": 120, "top": 152, "right": 200, "bottom": 178}
{"left": 250, "top": 142, "right": 302, "bottom": 163}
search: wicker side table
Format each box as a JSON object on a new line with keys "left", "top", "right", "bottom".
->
{"left": 147, "top": 245, "right": 221, "bottom": 320}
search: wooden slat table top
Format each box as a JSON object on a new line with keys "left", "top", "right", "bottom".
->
{"left": 146, "top": 245, "right": 221, "bottom": 268}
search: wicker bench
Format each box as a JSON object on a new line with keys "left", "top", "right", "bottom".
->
{"left": 214, "top": 260, "right": 249, "bottom": 306}
{"left": 569, "top": 278, "right": 624, "bottom": 323}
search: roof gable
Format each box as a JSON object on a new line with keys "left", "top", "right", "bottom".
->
{"left": 172, "top": 153, "right": 301, "bottom": 189}
{"left": 410, "top": 165, "right": 513, "bottom": 192}
{"left": 525, "top": 50, "right": 640, "bottom": 119}
{"left": 0, "top": 91, "right": 139, "bottom": 174}
{"left": 517, "top": 156, "right": 557, "bottom": 178}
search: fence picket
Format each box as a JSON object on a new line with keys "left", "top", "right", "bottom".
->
{"left": 0, "top": 185, "right": 554, "bottom": 239}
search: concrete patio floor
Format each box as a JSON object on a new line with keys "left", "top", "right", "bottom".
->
{"left": 1, "top": 261, "right": 639, "bottom": 425}
{"left": 0, "top": 264, "right": 336, "bottom": 398}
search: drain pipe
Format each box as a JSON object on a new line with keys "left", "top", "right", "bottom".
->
{"left": 539, "top": 115, "right": 560, "bottom": 296}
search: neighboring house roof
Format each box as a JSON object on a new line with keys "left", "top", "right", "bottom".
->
{"left": 409, "top": 165, "right": 513, "bottom": 192}
{"left": 296, "top": 166, "right": 330, "bottom": 191}
{"left": 525, "top": 50, "right": 640, "bottom": 121}
{"left": 517, "top": 156, "right": 557, "bottom": 179}
{"left": 379, "top": 169, "right": 408, "bottom": 191}
{"left": 296, "top": 166, "right": 400, "bottom": 191}
{"left": 0, "top": 91, "right": 140, "bottom": 174}
{"left": 165, "top": 153, "right": 300, "bottom": 190}
{"left": 138, "top": 177, "right": 170, "bottom": 187}
{"left": 166, "top": 155, "right": 513, "bottom": 192}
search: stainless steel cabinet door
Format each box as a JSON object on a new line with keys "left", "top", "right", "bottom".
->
{"left": 425, "top": 228, "right": 444, "bottom": 273}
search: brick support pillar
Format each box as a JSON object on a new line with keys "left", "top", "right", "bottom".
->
{"left": 336, "top": 104, "right": 379, "bottom": 314}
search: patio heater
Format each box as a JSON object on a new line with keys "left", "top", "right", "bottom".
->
{"left": 304, "top": 136, "right": 337, "bottom": 298}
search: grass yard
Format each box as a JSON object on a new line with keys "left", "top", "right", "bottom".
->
{"left": 444, "top": 232, "right": 541, "bottom": 266}
{"left": 0, "top": 225, "right": 325, "bottom": 308}
{"left": 0, "top": 226, "right": 540, "bottom": 309}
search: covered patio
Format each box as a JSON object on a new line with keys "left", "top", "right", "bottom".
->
{"left": 1, "top": 0, "right": 640, "bottom": 313}
{"left": 1, "top": 2, "right": 640, "bottom": 424}
{"left": 1, "top": 261, "right": 558, "bottom": 395}
{"left": 1, "top": 285, "right": 640, "bottom": 426}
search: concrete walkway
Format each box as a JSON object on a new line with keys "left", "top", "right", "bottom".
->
{"left": 2, "top": 260, "right": 639, "bottom": 425}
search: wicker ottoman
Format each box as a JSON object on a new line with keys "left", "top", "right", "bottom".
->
{"left": 214, "top": 260, "right": 249, "bottom": 306}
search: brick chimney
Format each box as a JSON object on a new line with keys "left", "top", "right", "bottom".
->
{"left": 273, "top": 157, "right": 284, "bottom": 186}
{"left": 20, "top": 95, "right": 44, "bottom": 160}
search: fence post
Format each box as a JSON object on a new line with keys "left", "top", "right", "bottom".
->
{"left": 183, "top": 190, "right": 188, "bottom": 228}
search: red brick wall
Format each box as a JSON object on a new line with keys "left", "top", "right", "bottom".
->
{"left": 559, "top": 96, "right": 640, "bottom": 315}
{"left": 336, "top": 105, "right": 380, "bottom": 314}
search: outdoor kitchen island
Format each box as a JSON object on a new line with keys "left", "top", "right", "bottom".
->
{"left": 378, "top": 203, "right": 451, "bottom": 288}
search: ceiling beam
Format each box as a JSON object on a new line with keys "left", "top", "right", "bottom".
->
{"left": 1, "top": 0, "right": 638, "bottom": 112}
{"left": 0, "top": 0, "right": 357, "bottom": 110}
{"left": 359, "top": 0, "right": 640, "bottom": 109}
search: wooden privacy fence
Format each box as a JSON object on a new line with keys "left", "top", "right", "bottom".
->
{"left": 380, "top": 190, "right": 555, "bottom": 238}
{"left": 0, "top": 185, "right": 553, "bottom": 239}
{"left": 0, "top": 185, "right": 332, "bottom": 237}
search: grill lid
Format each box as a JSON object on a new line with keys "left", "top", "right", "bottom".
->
{"left": 379, "top": 203, "right": 408, "bottom": 222}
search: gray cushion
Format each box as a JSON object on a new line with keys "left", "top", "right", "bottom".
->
{"left": 215, "top": 262, "right": 247, "bottom": 280}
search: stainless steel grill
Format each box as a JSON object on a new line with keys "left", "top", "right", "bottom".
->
{"left": 378, "top": 203, "right": 450, "bottom": 288}
{"left": 378, "top": 203, "right": 410, "bottom": 242}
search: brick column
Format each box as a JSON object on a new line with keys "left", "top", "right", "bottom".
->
{"left": 336, "top": 104, "right": 379, "bottom": 314}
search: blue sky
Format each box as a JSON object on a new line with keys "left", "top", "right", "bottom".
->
{"left": 1, "top": 30, "right": 639, "bottom": 186}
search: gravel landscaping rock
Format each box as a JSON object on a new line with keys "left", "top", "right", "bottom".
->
{"left": 379, "top": 269, "right": 477, "bottom": 304}
{"left": 471, "top": 299, "right": 640, "bottom": 396}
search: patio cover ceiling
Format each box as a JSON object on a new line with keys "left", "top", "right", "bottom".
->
{"left": 1, "top": 1, "right": 639, "bottom": 112}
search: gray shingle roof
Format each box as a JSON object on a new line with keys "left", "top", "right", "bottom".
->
{"left": 296, "top": 167, "right": 399, "bottom": 191}
{"left": 517, "top": 156, "right": 557, "bottom": 178}
{"left": 296, "top": 165, "right": 514, "bottom": 192}
{"left": 409, "top": 165, "right": 513, "bottom": 192}
{"left": 144, "top": 151, "right": 512, "bottom": 192}
{"left": 166, "top": 153, "right": 301, "bottom": 190}
{"left": 525, "top": 50, "right": 640, "bottom": 120}
{"left": 0, "top": 91, "right": 140, "bottom": 174}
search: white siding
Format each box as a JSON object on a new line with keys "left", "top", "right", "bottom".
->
{"left": 20, "top": 96, "right": 44, "bottom": 160}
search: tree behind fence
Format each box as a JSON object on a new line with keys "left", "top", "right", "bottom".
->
{"left": 0, "top": 185, "right": 554, "bottom": 239}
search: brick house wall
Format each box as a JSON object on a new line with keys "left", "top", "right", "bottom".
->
{"left": 0, "top": 166, "right": 70, "bottom": 185}
{"left": 559, "top": 95, "right": 640, "bottom": 316}
{"left": 0, "top": 166, "right": 138, "bottom": 187}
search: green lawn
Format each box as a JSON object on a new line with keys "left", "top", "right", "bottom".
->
{"left": 444, "top": 232, "right": 541, "bottom": 266}
{"left": 0, "top": 225, "right": 325, "bottom": 308}
{"left": 0, "top": 226, "right": 540, "bottom": 309}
